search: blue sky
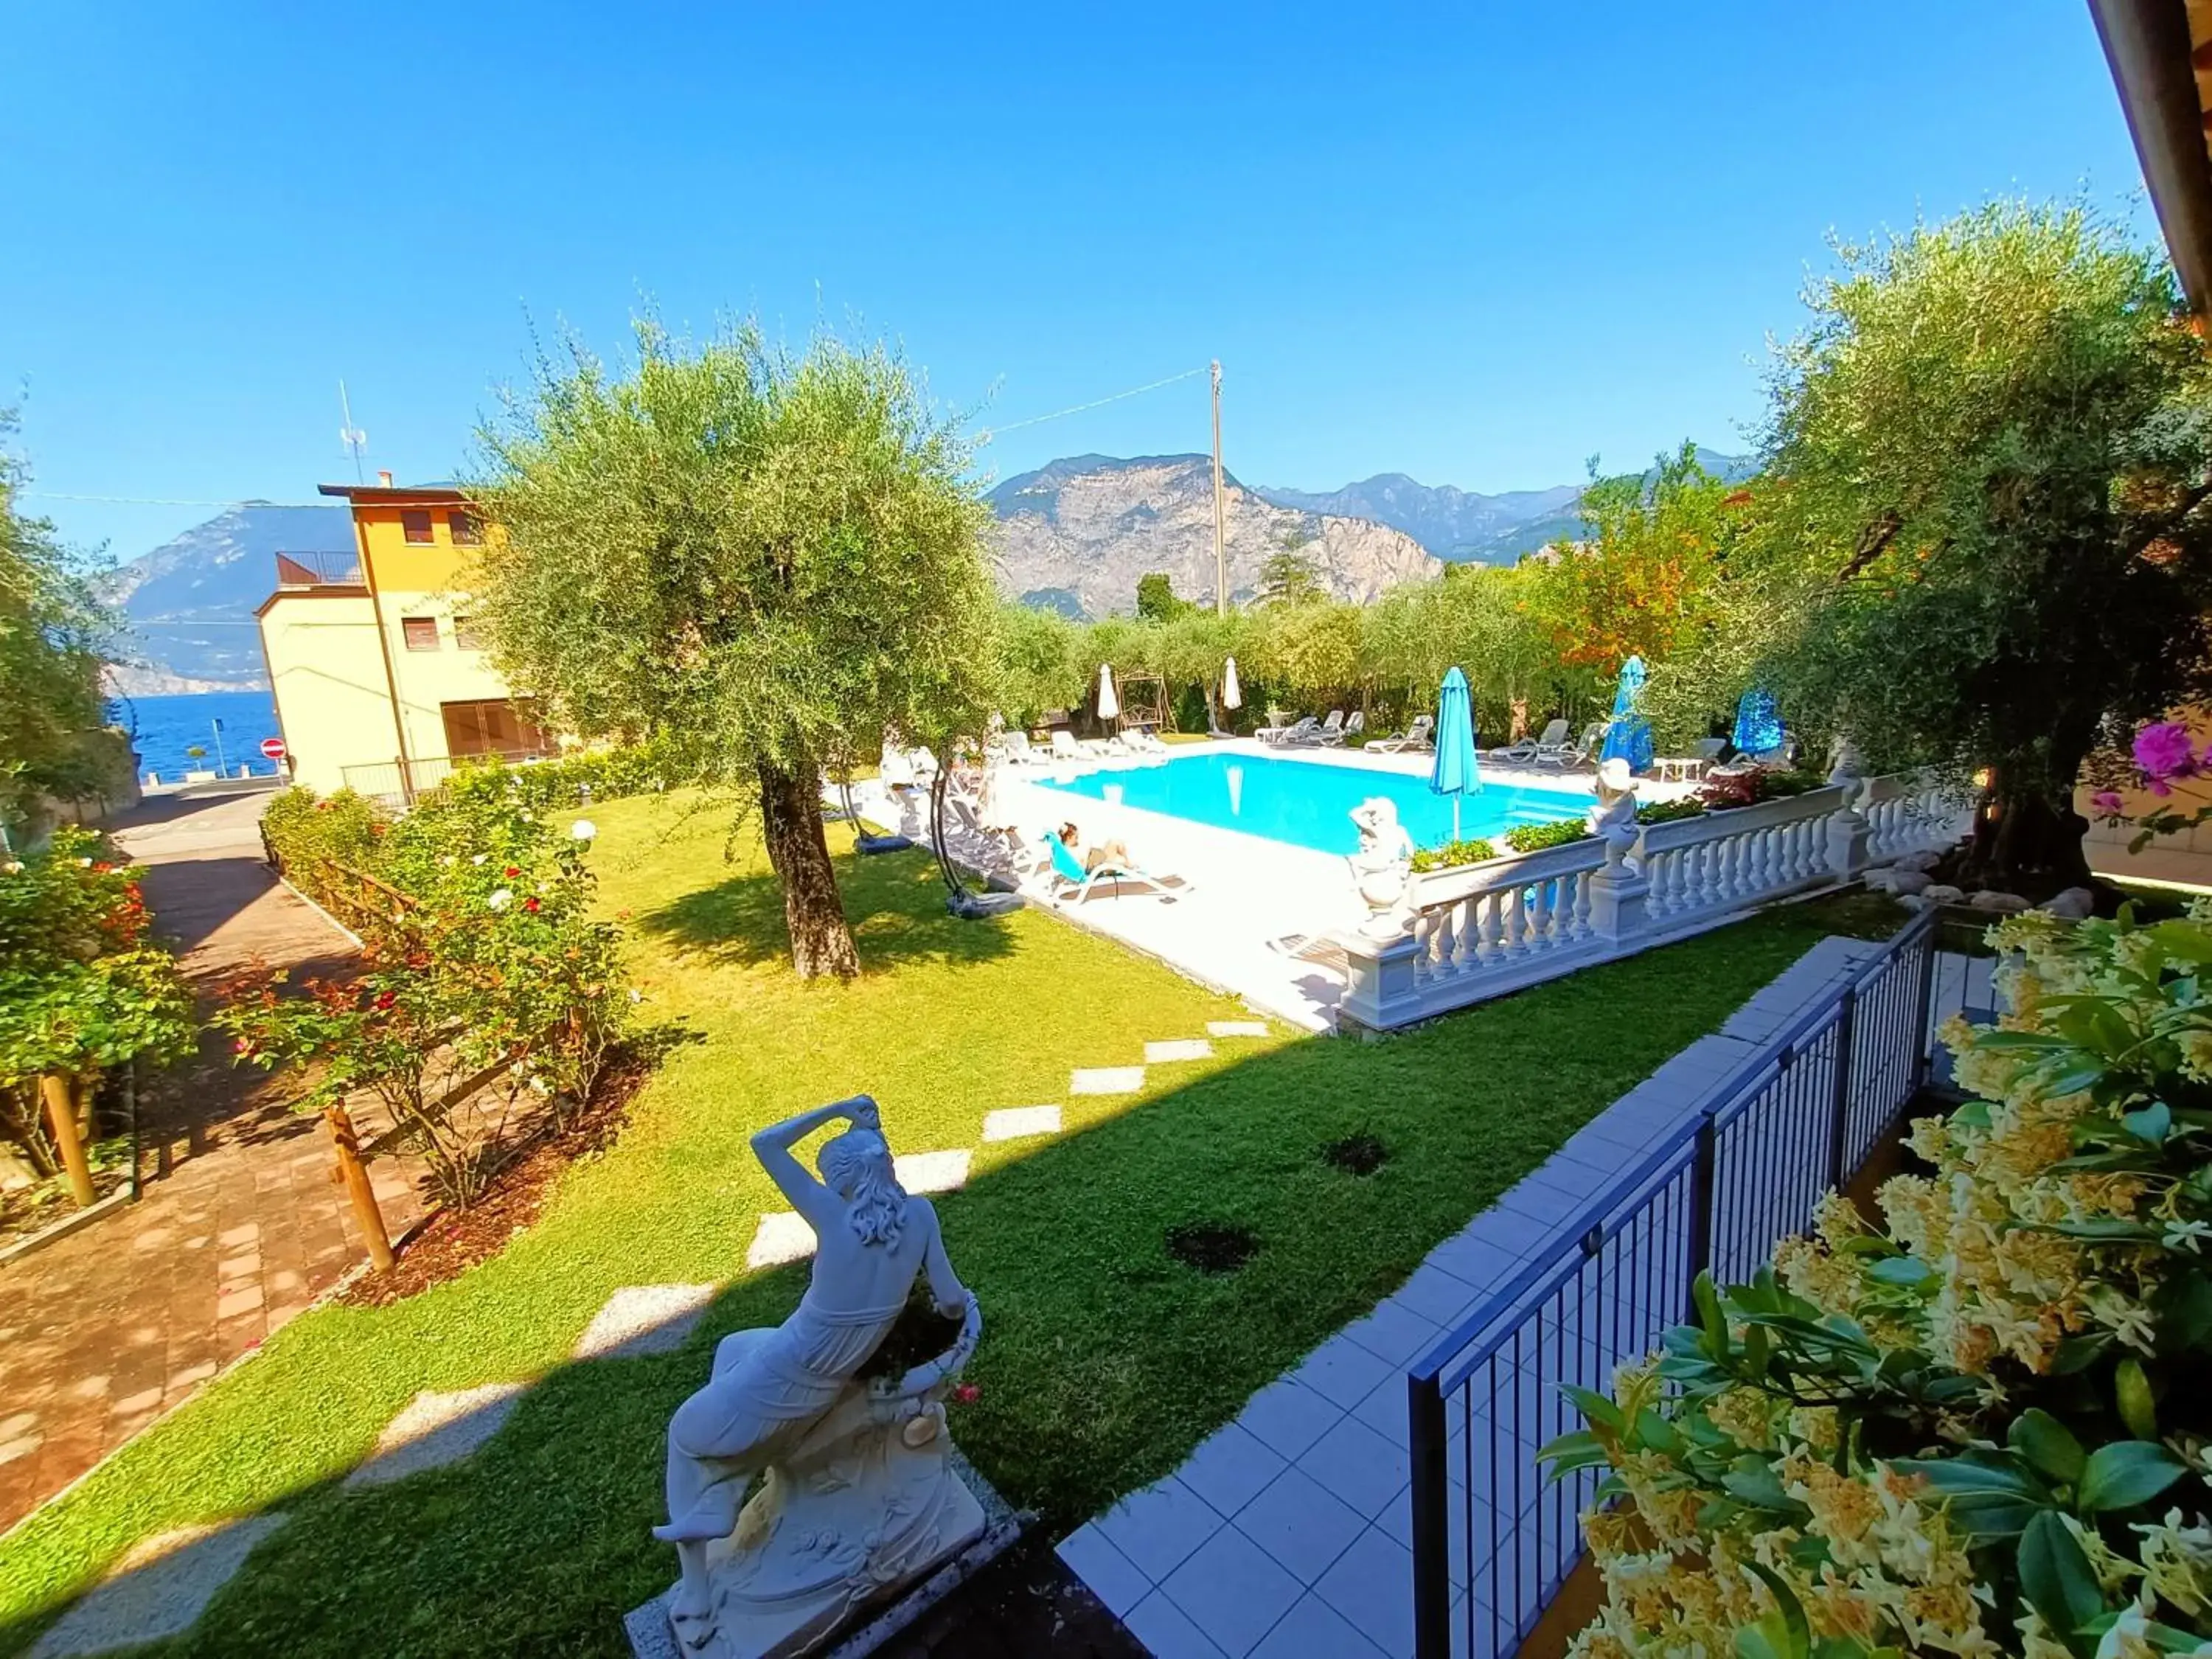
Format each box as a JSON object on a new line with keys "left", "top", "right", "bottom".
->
{"left": 0, "top": 1, "right": 2154, "bottom": 563}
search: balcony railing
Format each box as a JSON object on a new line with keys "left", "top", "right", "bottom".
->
{"left": 273, "top": 550, "right": 364, "bottom": 587}
{"left": 1338, "top": 773, "right": 1970, "bottom": 1032}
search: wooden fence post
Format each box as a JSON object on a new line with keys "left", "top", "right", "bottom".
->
{"left": 40, "top": 1074, "right": 96, "bottom": 1208}
{"left": 325, "top": 1104, "right": 395, "bottom": 1271}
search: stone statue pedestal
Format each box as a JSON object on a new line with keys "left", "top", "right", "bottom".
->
{"left": 626, "top": 1442, "right": 1015, "bottom": 1659}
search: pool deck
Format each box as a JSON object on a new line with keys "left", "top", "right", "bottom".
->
{"left": 856, "top": 739, "right": 1698, "bottom": 1034}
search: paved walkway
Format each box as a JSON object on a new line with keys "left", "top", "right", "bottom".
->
{"left": 0, "top": 786, "right": 423, "bottom": 1535}
{"left": 1053, "top": 935, "right": 1888, "bottom": 1659}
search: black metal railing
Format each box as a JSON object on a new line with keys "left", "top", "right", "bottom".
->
{"left": 1406, "top": 906, "right": 1943, "bottom": 1659}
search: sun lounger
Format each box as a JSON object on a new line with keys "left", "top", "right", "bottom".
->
{"left": 1532, "top": 723, "right": 1605, "bottom": 770}
{"left": 1259, "top": 717, "right": 1318, "bottom": 747}
{"left": 1317, "top": 710, "right": 1365, "bottom": 747}
{"left": 1002, "top": 731, "right": 1051, "bottom": 765}
{"left": 1041, "top": 832, "right": 1192, "bottom": 903}
{"left": 1369, "top": 714, "right": 1435, "bottom": 754}
{"left": 1489, "top": 719, "right": 1568, "bottom": 762}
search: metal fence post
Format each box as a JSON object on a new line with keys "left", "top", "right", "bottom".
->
{"left": 1685, "top": 1112, "right": 1718, "bottom": 1315}
{"left": 1826, "top": 988, "right": 1858, "bottom": 1192}
{"left": 1409, "top": 1371, "right": 1453, "bottom": 1659}
{"left": 1910, "top": 916, "right": 1941, "bottom": 1093}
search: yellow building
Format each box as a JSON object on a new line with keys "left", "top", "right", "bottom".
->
{"left": 257, "top": 476, "right": 550, "bottom": 802}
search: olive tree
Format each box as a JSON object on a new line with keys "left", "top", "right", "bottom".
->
{"left": 473, "top": 321, "right": 998, "bottom": 978}
{"left": 0, "top": 415, "right": 108, "bottom": 832}
{"left": 1750, "top": 201, "right": 2212, "bottom": 891}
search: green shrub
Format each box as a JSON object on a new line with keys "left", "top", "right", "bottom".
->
{"left": 1634, "top": 796, "right": 1707, "bottom": 826}
{"left": 1502, "top": 818, "right": 1591, "bottom": 855}
{"left": 262, "top": 787, "right": 388, "bottom": 902}
{"left": 428, "top": 736, "right": 700, "bottom": 816}
{"left": 1409, "top": 837, "right": 1499, "bottom": 873}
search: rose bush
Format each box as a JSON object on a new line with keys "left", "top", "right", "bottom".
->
{"left": 218, "top": 791, "right": 630, "bottom": 1207}
{"left": 0, "top": 827, "right": 193, "bottom": 1183}
{"left": 1550, "top": 905, "right": 2212, "bottom": 1659}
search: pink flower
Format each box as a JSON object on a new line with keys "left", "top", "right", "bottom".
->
{"left": 2132, "top": 721, "right": 2198, "bottom": 785}
{"left": 952, "top": 1382, "right": 980, "bottom": 1405}
{"left": 2090, "top": 790, "right": 2126, "bottom": 818}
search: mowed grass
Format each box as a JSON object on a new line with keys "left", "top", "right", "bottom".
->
{"left": 0, "top": 793, "right": 1885, "bottom": 1658}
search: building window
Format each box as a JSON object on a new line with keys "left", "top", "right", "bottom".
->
{"left": 401, "top": 509, "right": 434, "bottom": 544}
{"left": 449, "top": 510, "right": 481, "bottom": 545}
{"left": 401, "top": 616, "right": 440, "bottom": 651}
{"left": 453, "top": 616, "right": 483, "bottom": 650}
{"left": 442, "top": 698, "right": 552, "bottom": 759}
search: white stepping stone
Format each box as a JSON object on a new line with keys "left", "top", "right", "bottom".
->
{"left": 573, "top": 1284, "right": 718, "bottom": 1360}
{"left": 982, "top": 1105, "right": 1062, "bottom": 1143}
{"left": 746, "top": 1211, "right": 817, "bottom": 1270}
{"left": 346, "top": 1382, "right": 526, "bottom": 1489}
{"left": 1208, "top": 1020, "right": 1270, "bottom": 1039}
{"left": 894, "top": 1150, "right": 972, "bottom": 1194}
{"left": 1071, "top": 1066, "right": 1146, "bottom": 1096}
{"left": 1144, "top": 1039, "right": 1214, "bottom": 1064}
{"left": 29, "top": 1515, "right": 288, "bottom": 1658}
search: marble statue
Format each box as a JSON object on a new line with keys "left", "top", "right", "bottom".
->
{"left": 1587, "top": 758, "right": 1641, "bottom": 872}
{"left": 655, "top": 1096, "right": 984, "bottom": 1657}
{"left": 1346, "top": 796, "right": 1416, "bottom": 939}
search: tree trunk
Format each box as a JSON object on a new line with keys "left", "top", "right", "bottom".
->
{"left": 757, "top": 758, "right": 861, "bottom": 980}
{"left": 1955, "top": 776, "right": 2093, "bottom": 897}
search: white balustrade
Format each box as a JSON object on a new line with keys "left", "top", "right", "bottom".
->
{"left": 1337, "top": 772, "right": 1973, "bottom": 1033}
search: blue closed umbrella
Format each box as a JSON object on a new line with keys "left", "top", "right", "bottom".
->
{"left": 1599, "top": 655, "right": 1654, "bottom": 773}
{"left": 1430, "top": 667, "right": 1479, "bottom": 839}
{"left": 1732, "top": 689, "right": 1782, "bottom": 756}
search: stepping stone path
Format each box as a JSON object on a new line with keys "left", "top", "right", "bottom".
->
{"left": 29, "top": 1516, "right": 290, "bottom": 1659}
{"left": 573, "top": 1284, "right": 720, "bottom": 1360}
{"left": 981, "top": 1105, "right": 1061, "bottom": 1143}
{"left": 34, "top": 1016, "right": 1281, "bottom": 1655}
{"left": 346, "top": 1382, "right": 527, "bottom": 1489}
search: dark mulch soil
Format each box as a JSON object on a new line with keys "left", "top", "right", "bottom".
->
{"left": 876, "top": 1532, "right": 1148, "bottom": 1659}
{"left": 1323, "top": 1132, "right": 1388, "bottom": 1177}
{"left": 858, "top": 1286, "right": 967, "bottom": 1382}
{"left": 1165, "top": 1220, "right": 1259, "bottom": 1275}
{"left": 339, "top": 1048, "right": 655, "bottom": 1309}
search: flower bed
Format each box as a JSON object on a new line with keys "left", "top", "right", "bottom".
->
{"left": 224, "top": 787, "right": 633, "bottom": 1209}
{"left": 1550, "top": 905, "right": 2212, "bottom": 1659}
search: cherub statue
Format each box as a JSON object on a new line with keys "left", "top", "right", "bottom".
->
{"left": 1587, "top": 757, "right": 1641, "bottom": 872}
{"left": 1346, "top": 796, "right": 1417, "bottom": 939}
{"left": 655, "top": 1096, "right": 982, "bottom": 1654}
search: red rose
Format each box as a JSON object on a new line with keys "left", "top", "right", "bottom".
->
{"left": 374, "top": 991, "right": 396, "bottom": 1010}
{"left": 524, "top": 896, "right": 541, "bottom": 913}
{"left": 504, "top": 866, "right": 521, "bottom": 879}
{"left": 953, "top": 1383, "right": 980, "bottom": 1405}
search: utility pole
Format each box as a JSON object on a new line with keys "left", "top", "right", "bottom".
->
{"left": 1210, "top": 360, "right": 1226, "bottom": 614}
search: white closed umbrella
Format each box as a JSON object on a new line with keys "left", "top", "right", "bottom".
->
{"left": 1221, "top": 655, "right": 1242, "bottom": 710}
{"left": 1097, "top": 663, "right": 1120, "bottom": 722}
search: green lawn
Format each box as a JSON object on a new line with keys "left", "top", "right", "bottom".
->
{"left": 0, "top": 795, "right": 1889, "bottom": 1658}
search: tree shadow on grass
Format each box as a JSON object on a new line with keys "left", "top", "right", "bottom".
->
{"left": 636, "top": 847, "right": 1017, "bottom": 974}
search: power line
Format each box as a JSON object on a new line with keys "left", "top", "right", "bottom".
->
{"left": 24, "top": 493, "right": 333, "bottom": 507}
{"left": 977, "top": 366, "right": 1206, "bottom": 439}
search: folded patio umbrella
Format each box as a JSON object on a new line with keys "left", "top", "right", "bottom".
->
{"left": 1430, "top": 666, "right": 1479, "bottom": 839}
{"left": 1097, "top": 663, "right": 1119, "bottom": 723}
{"left": 1732, "top": 688, "right": 1782, "bottom": 755}
{"left": 1599, "top": 655, "right": 1654, "bottom": 773}
{"left": 1221, "top": 655, "right": 1242, "bottom": 711}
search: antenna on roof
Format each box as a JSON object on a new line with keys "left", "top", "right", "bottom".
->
{"left": 338, "top": 380, "right": 369, "bottom": 484}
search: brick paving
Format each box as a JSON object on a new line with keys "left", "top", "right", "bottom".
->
{"left": 0, "top": 785, "right": 428, "bottom": 1534}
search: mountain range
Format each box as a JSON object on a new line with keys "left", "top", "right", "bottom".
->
{"left": 93, "top": 445, "right": 1753, "bottom": 682}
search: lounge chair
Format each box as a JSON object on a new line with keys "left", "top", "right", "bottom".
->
{"left": 1369, "top": 713, "right": 1435, "bottom": 754}
{"left": 1130, "top": 727, "right": 1172, "bottom": 754}
{"left": 1049, "top": 731, "right": 1090, "bottom": 763}
{"left": 1710, "top": 734, "right": 1800, "bottom": 778}
{"left": 1316, "top": 711, "right": 1365, "bottom": 747}
{"left": 1488, "top": 719, "right": 1568, "bottom": 763}
{"left": 1533, "top": 723, "right": 1605, "bottom": 770}
{"left": 1002, "top": 731, "right": 1051, "bottom": 766}
{"left": 1041, "top": 831, "right": 1191, "bottom": 902}
{"left": 1259, "top": 716, "right": 1318, "bottom": 748}
{"left": 1290, "top": 711, "right": 1345, "bottom": 748}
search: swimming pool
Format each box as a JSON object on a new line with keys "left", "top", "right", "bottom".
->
{"left": 1035, "top": 751, "right": 1590, "bottom": 856}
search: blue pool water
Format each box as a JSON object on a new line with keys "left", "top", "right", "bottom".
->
{"left": 1037, "top": 751, "right": 1590, "bottom": 855}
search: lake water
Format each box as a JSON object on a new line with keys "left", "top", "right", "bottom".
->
{"left": 108, "top": 689, "right": 284, "bottom": 783}
{"left": 1036, "top": 750, "right": 1590, "bottom": 855}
